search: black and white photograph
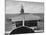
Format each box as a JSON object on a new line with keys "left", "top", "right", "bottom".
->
{"left": 5, "top": 0, "right": 44, "bottom": 35}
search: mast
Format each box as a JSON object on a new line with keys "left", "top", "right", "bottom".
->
{"left": 20, "top": 4, "right": 24, "bottom": 14}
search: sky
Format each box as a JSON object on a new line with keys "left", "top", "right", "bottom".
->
{"left": 6, "top": 0, "right": 44, "bottom": 14}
